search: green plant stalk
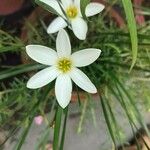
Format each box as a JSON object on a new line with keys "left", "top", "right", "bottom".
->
{"left": 53, "top": 105, "right": 63, "bottom": 150}
{"left": 59, "top": 107, "right": 68, "bottom": 150}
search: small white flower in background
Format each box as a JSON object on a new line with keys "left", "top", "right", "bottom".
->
{"left": 26, "top": 29, "right": 101, "bottom": 108}
{"left": 38, "top": 0, "right": 105, "bottom": 40}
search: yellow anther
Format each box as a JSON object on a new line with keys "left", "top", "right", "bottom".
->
{"left": 66, "top": 6, "right": 78, "bottom": 19}
{"left": 57, "top": 58, "right": 72, "bottom": 73}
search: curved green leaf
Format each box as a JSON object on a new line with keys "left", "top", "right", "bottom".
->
{"left": 122, "top": 0, "right": 138, "bottom": 71}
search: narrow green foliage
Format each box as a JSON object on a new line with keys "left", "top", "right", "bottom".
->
{"left": 0, "top": 64, "right": 44, "bottom": 80}
{"left": 60, "top": 107, "right": 68, "bottom": 150}
{"left": 122, "top": 0, "right": 138, "bottom": 71}
{"left": 105, "top": 97, "right": 124, "bottom": 146}
{"left": 53, "top": 105, "right": 63, "bottom": 150}
{"left": 0, "top": 30, "right": 24, "bottom": 53}
{"left": 15, "top": 118, "right": 33, "bottom": 150}
{"left": 115, "top": 77, "right": 150, "bottom": 136}
{"left": 35, "top": 128, "right": 50, "bottom": 150}
{"left": 35, "top": 0, "right": 60, "bottom": 16}
{"left": 98, "top": 93, "right": 117, "bottom": 148}
{"left": 19, "top": 85, "right": 53, "bottom": 148}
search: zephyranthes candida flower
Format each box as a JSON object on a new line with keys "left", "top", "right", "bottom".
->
{"left": 26, "top": 29, "right": 101, "bottom": 108}
{"left": 38, "top": 0, "right": 105, "bottom": 40}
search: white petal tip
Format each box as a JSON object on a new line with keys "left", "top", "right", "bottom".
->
{"left": 26, "top": 83, "right": 35, "bottom": 89}
{"left": 55, "top": 75, "right": 72, "bottom": 109}
{"left": 98, "top": 49, "right": 102, "bottom": 55}
{"left": 25, "top": 45, "right": 34, "bottom": 53}
{"left": 47, "top": 17, "right": 67, "bottom": 34}
{"left": 87, "top": 85, "right": 97, "bottom": 93}
{"left": 78, "top": 36, "right": 86, "bottom": 40}
{"left": 26, "top": 81, "right": 38, "bottom": 89}
{"left": 94, "top": 49, "right": 102, "bottom": 57}
{"left": 91, "top": 88, "right": 97, "bottom": 94}
{"left": 58, "top": 103, "right": 68, "bottom": 109}
{"left": 47, "top": 28, "right": 56, "bottom": 34}
{"left": 57, "top": 98, "right": 71, "bottom": 109}
{"left": 75, "top": 30, "right": 87, "bottom": 40}
{"left": 26, "top": 81, "right": 39, "bottom": 89}
{"left": 85, "top": 3, "right": 105, "bottom": 17}
{"left": 71, "top": 18, "right": 88, "bottom": 40}
{"left": 98, "top": 3, "right": 105, "bottom": 11}
{"left": 26, "top": 45, "right": 29, "bottom": 49}
{"left": 58, "top": 29, "right": 67, "bottom": 35}
{"left": 25, "top": 45, "right": 31, "bottom": 52}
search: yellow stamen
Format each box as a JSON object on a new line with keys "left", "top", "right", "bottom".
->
{"left": 66, "top": 6, "right": 78, "bottom": 19}
{"left": 57, "top": 58, "right": 72, "bottom": 73}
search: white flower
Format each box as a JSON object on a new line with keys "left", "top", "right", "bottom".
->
{"left": 39, "top": 0, "right": 105, "bottom": 40}
{"left": 26, "top": 29, "right": 101, "bottom": 108}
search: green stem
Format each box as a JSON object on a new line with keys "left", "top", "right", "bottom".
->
{"left": 60, "top": 107, "right": 68, "bottom": 150}
{"left": 53, "top": 105, "right": 63, "bottom": 150}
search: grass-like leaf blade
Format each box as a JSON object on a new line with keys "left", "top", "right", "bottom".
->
{"left": 122, "top": 0, "right": 138, "bottom": 71}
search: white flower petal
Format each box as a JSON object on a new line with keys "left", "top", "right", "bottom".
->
{"left": 39, "top": 0, "right": 62, "bottom": 15}
{"left": 61, "top": 0, "right": 73, "bottom": 9}
{"left": 85, "top": 2, "right": 105, "bottom": 17}
{"left": 74, "top": 0, "right": 80, "bottom": 10}
{"left": 71, "top": 49, "right": 101, "bottom": 67}
{"left": 26, "top": 45, "right": 58, "bottom": 65}
{"left": 71, "top": 17, "right": 87, "bottom": 40}
{"left": 70, "top": 68, "right": 97, "bottom": 93}
{"left": 47, "top": 17, "right": 67, "bottom": 34}
{"left": 55, "top": 74, "right": 72, "bottom": 108}
{"left": 27, "top": 66, "right": 59, "bottom": 89}
{"left": 56, "top": 29, "right": 71, "bottom": 57}
{"left": 74, "top": 0, "right": 82, "bottom": 17}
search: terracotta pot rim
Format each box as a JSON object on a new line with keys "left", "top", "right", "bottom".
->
{"left": 0, "top": 0, "right": 24, "bottom": 16}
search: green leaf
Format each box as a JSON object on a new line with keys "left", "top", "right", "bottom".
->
{"left": 35, "top": 0, "right": 60, "bottom": 16}
{"left": 14, "top": 85, "right": 54, "bottom": 150}
{"left": 0, "top": 64, "right": 45, "bottom": 80}
{"left": 15, "top": 118, "right": 33, "bottom": 150}
{"left": 59, "top": 107, "right": 68, "bottom": 150}
{"left": 122, "top": 0, "right": 138, "bottom": 71}
{"left": 109, "top": 83, "right": 141, "bottom": 150}
{"left": 53, "top": 105, "right": 63, "bottom": 150}
{"left": 98, "top": 93, "right": 117, "bottom": 148}
{"left": 110, "top": 71, "right": 150, "bottom": 137}
{"left": 0, "top": 45, "right": 23, "bottom": 53}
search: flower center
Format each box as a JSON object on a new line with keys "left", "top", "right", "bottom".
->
{"left": 57, "top": 58, "right": 72, "bottom": 73}
{"left": 66, "top": 6, "right": 78, "bottom": 19}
